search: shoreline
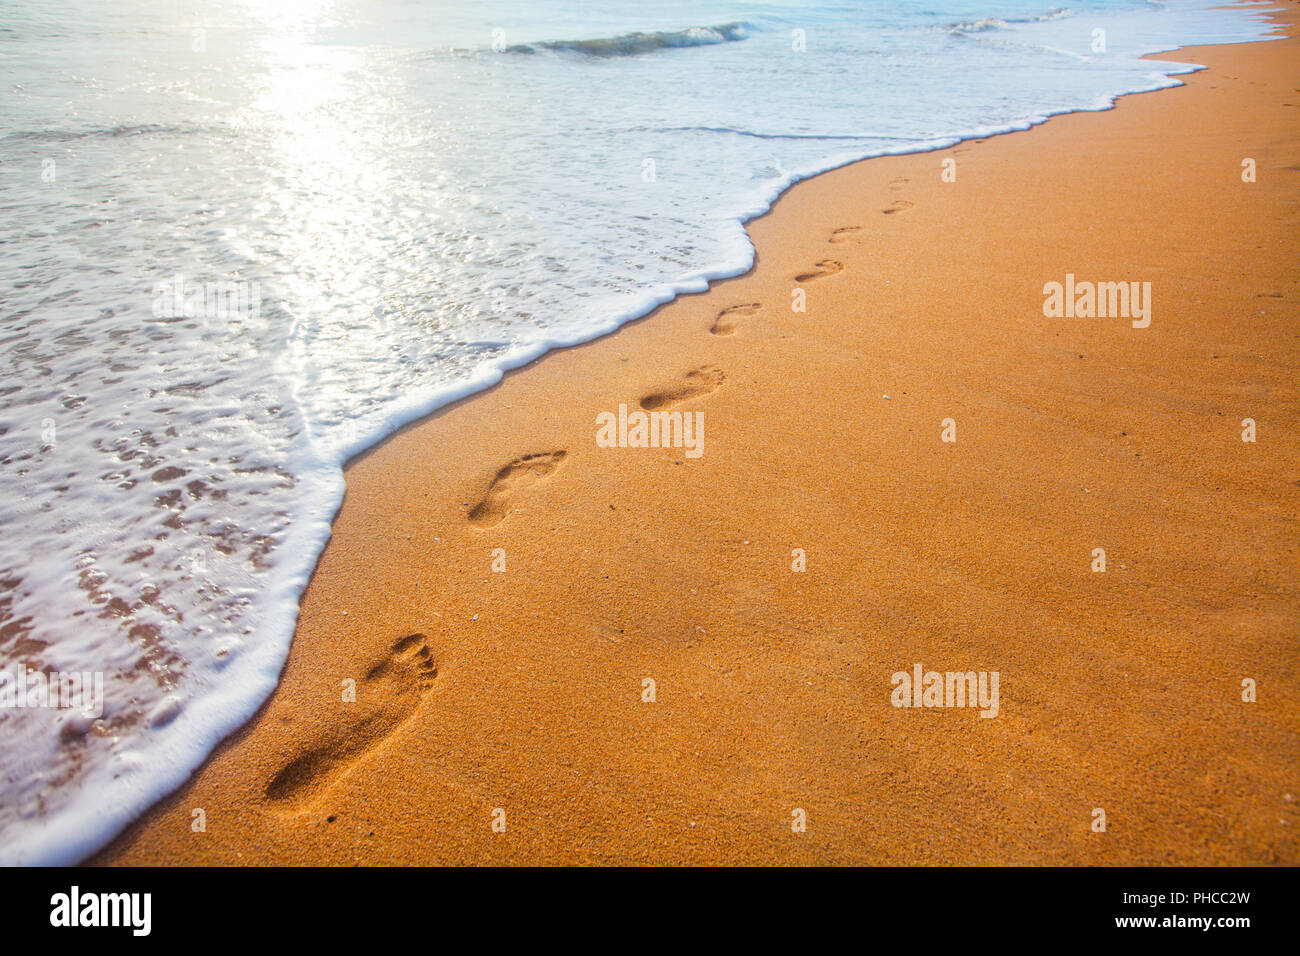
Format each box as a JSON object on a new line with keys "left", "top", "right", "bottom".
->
{"left": 95, "top": 1, "right": 1299, "bottom": 866}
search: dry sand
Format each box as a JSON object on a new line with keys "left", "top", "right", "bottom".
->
{"left": 97, "top": 1, "right": 1300, "bottom": 865}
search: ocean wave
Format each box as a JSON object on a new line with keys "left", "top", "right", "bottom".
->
{"left": 508, "top": 22, "right": 751, "bottom": 57}
{"left": 946, "top": 7, "right": 1074, "bottom": 34}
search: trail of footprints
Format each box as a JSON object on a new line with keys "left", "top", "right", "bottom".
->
{"left": 462, "top": 183, "right": 917, "bottom": 529}
{"left": 266, "top": 634, "right": 440, "bottom": 810}
{"left": 276, "top": 182, "right": 931, "bottom": 807}
{"left": 278, "top": 170, "right": 932, "bottom": 810}
{"left": 460, "top": 170, "right": 920, "bottom": 520}
{"left": 468, "top": 218, "right": 885, "bottom": 523}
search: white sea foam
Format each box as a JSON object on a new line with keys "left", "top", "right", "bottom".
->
{"left": 0, "top": 0, "right": 1280, "bottom": 863}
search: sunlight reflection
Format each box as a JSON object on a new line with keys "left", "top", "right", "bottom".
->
{"left": 233, "top": 0, "right": 414, "bottom": 417}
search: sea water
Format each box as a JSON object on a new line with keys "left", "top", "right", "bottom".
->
{"left": 0, "top": 0, "right": 1279, "bottom": 863}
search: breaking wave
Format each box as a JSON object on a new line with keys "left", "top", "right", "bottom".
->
{"left": 947, "top": 7, "right": 1075, "bottom": 34}
{"left": 509, "top": 22, "right": 752, "bottom": 57}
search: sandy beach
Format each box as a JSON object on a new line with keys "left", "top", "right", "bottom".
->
{"left": 95, "top": 1, "right": 1299, "bottom": 866}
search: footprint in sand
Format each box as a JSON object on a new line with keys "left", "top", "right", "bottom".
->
{"left": 710, "top": 303, "right": 760, "bottom": 336}
{"left": 795, "top": 259, "right": 844, "bottom": 283}
{"left": 468, "top": 451, "right": 566, "bottom": 528}
{"left": 829, "top": 227, "right": 862, "bottom": 244}
{"left": 883, "top": 199, "right": 916, "bottom": 215}
{"left": 639, "top": 365, "right": 725, "bottom": 411}
{"left": 266, "top": 634, "right": 440, "bottom": 810}
{"left": 889, "top": 177, "right": 910, "bottom": 191}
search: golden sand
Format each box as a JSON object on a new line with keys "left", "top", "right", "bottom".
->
{"left": 97, "top": 2, "right": 1299, "bottom": 865}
